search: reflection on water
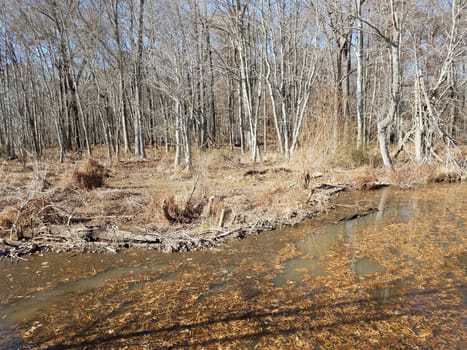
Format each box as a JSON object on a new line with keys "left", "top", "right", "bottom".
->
{"left": 274, "top": 193, "right": 399, "bottom": 285}
{"left": 371, "top": 286, "right": 396, "bottom": 303}
{"left": 0, "top": 184, "right": 465, "bottom": 348}
{"left": 297, "top": 230, "right": 338, "bottom": 257}
{"left": 273, "top": 256, "right": 326, "bottom": 285}
{"left": 350, "top": 258, "right": 386, "bottom": 275}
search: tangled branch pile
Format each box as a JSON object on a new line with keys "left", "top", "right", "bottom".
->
{"left": 0, "top": 188, "right": 79, "bottom": 240}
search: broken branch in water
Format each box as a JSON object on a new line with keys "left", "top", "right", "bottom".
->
{"left": 338, "top": 207, "right": 379, "bottom": 222}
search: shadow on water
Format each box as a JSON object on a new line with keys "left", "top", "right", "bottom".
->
{"left": 44, "top": 282, "right": 465, "bottom": 349}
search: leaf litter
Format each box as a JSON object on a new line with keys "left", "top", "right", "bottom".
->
{"left": 11, "top": 184, "right": 467, "bottom": 348}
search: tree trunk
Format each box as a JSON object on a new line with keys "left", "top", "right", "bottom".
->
{"left": 377, "top": 1, "right": 401, "bottom": 170}
{"left": 134, "top": 0, "right": 146, "bottom": 158}
{"left": 356, "top": 0, "right": 365, "bottom": 149}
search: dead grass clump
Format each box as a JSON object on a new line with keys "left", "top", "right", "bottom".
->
{"left": 391, "top": 164, "right": 439, "bottom": 185}
{"left": 72, "top": 158, "right": 105, "bottom": 190}
{"left": 259, "top": 186, "right": 287, "bottom": 206}
{"left": 0, "top": 195, "right": 67, "bottom": 239}
{"left": 353, "top": 166, "right": 378, "bottom": 190}
{"left": 162, "top": 196, "right": 205, "bottom": 224}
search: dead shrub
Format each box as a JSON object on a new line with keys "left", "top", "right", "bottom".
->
{"left": 72, "top": 158, "right": 105, "bottom": 190}
{"left": 0, "top": 195, "right": 67, "bottom": 239}
{"left": 162, "top": 196, "right": 205, "bottom": 224}
{"left": 18, "top": 197, "right": 65, "bottom": 237}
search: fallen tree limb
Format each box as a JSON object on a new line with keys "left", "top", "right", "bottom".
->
{"left": 339, "top": 207, "right": 379, "bottom": 222}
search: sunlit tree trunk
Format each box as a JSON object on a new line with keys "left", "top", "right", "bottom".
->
{"left": 356, "top": 0, "right": 366, "bottom": 150}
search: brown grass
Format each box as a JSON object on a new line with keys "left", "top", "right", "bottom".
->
{"left": 391, "top": 164, "right": 440, "bottom": 185}
{"left": 353, "top": 166, "right": 378, "bottom": 190}
{"left": 0, "top": 143, "right": 464, "bottom": 244}
{"left": 72, "top": 158, "right": 105, "bottom": 190}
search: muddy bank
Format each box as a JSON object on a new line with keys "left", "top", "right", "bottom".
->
{"left": 1, "top": 183, "right": 347, "bottom": 258}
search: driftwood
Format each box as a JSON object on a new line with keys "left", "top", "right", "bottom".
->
{"left": 357, "top": 182, "right": 390, "bottom": 191}
{"left": 36, "top": 225, "right": 162, "bottom": 244}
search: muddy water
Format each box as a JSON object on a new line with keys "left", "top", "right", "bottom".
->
{"left": 0, "top": 184, "right": 466, "bottom": 348}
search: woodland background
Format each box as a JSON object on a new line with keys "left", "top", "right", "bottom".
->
{"left": 0, "top": 0, "right": 465, "bottom": 169}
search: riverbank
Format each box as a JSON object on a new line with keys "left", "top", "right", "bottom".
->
{"left": 0, "top": 149, "right": 464, "bottom": 259}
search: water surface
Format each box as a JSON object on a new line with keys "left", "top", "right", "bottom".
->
{"left": 0, "top": 184, "right": 465, "bottom": 348}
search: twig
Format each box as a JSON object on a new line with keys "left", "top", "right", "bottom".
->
{"left": 185, "top": 175, "right": 200, "bottom": 206}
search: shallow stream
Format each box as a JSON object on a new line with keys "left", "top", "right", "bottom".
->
{"left": 1, "top": 184, "right": 466, "bottom": 348}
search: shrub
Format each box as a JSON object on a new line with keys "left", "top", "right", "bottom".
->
{"left": 73, "top": 158, "right": 105, "bottom": 190}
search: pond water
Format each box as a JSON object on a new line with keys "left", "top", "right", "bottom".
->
{"left": 0, "top": 184, "right": 466, "bottom": 349}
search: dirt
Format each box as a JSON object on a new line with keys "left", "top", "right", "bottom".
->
{"left": 0, "top": 148, "right": 463, "bottom": 258}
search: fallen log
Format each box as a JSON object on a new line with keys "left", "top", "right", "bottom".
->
{"left": 36, "top": 225, "right": 162, "bottom": 244}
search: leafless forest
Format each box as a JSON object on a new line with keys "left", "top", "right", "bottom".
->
{"left": 0, "top": 0, "right": 465, "bottom": 169}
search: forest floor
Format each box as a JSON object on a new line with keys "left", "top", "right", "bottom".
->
{"left": 0, "top": 146, "right": 465, "bottom": 258}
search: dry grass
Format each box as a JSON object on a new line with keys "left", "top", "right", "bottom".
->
{"left": 257, "top": 185, "right": 288, "bottom": 207}
{"left": 353, "top": 165, "right": 378, "bottom": 190}
{"left": 391, "top": 164, "right": 436, "bottom": 185}
{"left": 0, "top": 142, "right": 465, "bottom": 243}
